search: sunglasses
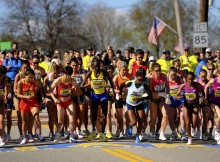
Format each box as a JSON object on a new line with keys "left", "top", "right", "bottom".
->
{"left": 155, "top": 69, "right": 161, "bottom": 73}
{"left": 208, "top": 68, "right": 214, "bottom": 70}
{"left": 33, "top": 62, "right": 39, "bottom": 65}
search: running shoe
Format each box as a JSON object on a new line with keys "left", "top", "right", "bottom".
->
{"left": 5, "top": 134, "right": 11, "bottom": 142}
{"left": 115, "top": 130, "right": 120, "bottom": 137}
{"left": 214, "top": 131, "right": 220, "bottom": 141}
{"left": 170, "top": 132, "right": 178, "bottom": 141}
{"left": 127, "top": 126, "right": 132, "bottom": 138}
{"left": 106, "top": 131, "right": 113, "bottom": 139}
{"left": 202, "top": 134, "right": 209, "bottom": 141}
{"left": 33, "top": 134, "right": 39, "bottom": 140}
{"left": 54, "top": 132, "right": 61, "bottom": 142}
{"left": 0, "top": 138, "right": 5, "bottom": 147}
{"left": 217, "top": 140, "right": 220, "bottom": 145}
{"left": 19, "top": 135, "right": 23, "bottom": 142}
{"left": 20, "top": 138, "right": 27, "bottom": 145}
{"left": 64, "top": 130, "right": 70, "bottom": 138}
{"left": 148, "top": 132, "right": 155, "bottom": 142}
{"left": 100, "top": 133, "right": 107, "bottom": 142}
{"left": 159, "top": 132, "right": 167, "bottom": 141}
{"left": 135, "top": 135, "right": 141, "bottom": 143}
{"left": 187, "top": 138, "right": 192, "bottom": 145}
{"left": 181, "top": 132, "right": 187, "bottom": 141}
{"left": 38, "top": 135, "right": 44, "bottom": 142}
{"left": 69, "top": 135, "right": 76, "bottom": 143}
{"left": 28, "top": 134, "right": 34, "bottom": 143}
{"left": 77, "top": 130, "right": 84, "bottom": 139}
{"left": 119, "top": 132, "right": 124, "bottom": 139}
{"left": 155, "top": 132, "right": 159, "bottom": 140}
{"left": 141, "top": 131, "right": 148, "bottom": 141}
{"left": 50, "top": 134, "right": 55, "bottom": 141}
{"left": 177, "top": 131, "right": 181, "bottom": 139}
{"left": 95, "top": 133, "right": 101, "bottom": 139}
{"left": 195, "top": 131, "right": 202, "bottom": 140}
{"left": 88, "top": 131, "right": 96, "bottom": 141}
{"left": 83, "top": 129, "right": 90, "bottom": 136}
{"left": 191, "top": 128, "right": 196, "bottom": 137}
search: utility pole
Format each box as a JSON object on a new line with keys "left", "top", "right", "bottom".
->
{"left": 174, "top": 0, "right": 184, "bottom": 54}
{"left": 199, "top": 0, "right": 209, "bottom": 53}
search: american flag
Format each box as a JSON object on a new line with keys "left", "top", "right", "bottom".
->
{"left": 174, "top": 42, "right": 189, "bottom": 52}
{"left": 147, "top": 17, "right": 167, "bottom": 45}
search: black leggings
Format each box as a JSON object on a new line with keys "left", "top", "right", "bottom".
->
{"left": 91, "top": 100, "right": 108, "bottom": 133}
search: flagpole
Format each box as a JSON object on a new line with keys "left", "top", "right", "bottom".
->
{"left": 155, "top": 16, "right": 178, "bottom": 35}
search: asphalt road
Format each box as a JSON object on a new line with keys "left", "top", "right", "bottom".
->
{"left": 1, "top": 110, "right": 220, "bottom": 162}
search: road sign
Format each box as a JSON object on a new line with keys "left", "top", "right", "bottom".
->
{"left": 193, "top": 33, "right": 208, "bottom": 48}
{"left": 194, "top": 22, "right": 207, "bottom": 32}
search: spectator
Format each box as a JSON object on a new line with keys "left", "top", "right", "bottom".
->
{"left": 104, "top": 47, "right": 115, "bottom": 66}
{"left": 83, "top": 46, "right": 94, "bottom": 71}
{"left": 157, "top": 50, "right": 173, "bottom": 75}
{"left": 124, "top": 48, "right": 131, "bottom": 65}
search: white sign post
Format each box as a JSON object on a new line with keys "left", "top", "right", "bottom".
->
{"left": 193, "top": 22, "right": 208, "bottom": 48}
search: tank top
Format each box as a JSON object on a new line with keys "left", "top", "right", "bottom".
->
{"left": 126, "top": 80, "right": 144, "bottom": 106}
{"left": 117, "top": 74, "right": 132, "bottom": 100}
{"left": 57, "top": 76, "right": 72, "bottom": 97}
{"left": 132, "top": 62, "right": 147, "bottom": 77}
{"left": 183, "top": 82, "right": 199, "bottom": 103}
{"left": 168, "top": 77, "right": 182, "bottom": 97}
{"left": 72, "top": 73, "right": 83, "bottom": 86}
{"left": 152, "top": 74, "right": 166, "bottom": 93}
{"left": 90, "top": 70, "right": 105, "bottom": 94}
{"left": 21, "top": 79, "right": 36, "bottom": 100}
{"left": 210, "top": 77, "right": 220, "bottom": 102}
{"left": 196, "top": 78, "right": 208, "bottom": 89}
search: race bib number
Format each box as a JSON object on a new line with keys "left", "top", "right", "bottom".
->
{"left": 170, "top": 90, "right": 178, "bottom": 97}
{"left": 154, "top": 83, "right": 165, "bottom": 92}
{"left": 129, "top": 95, "right": 141, "bottom": 102}
{"left": 185, "top": 93, "right": 196, "bottom": 100}
{"left": 60, "top": 88, "right": 71, "bottom": 96}
{"left": 0, "top": 89, "right": 3, "bottom": 95}
{"left": 24, "top": 91, "right": 35, "bottom": 97}
{"left": 214, "top": 90, "right": 220, "bottom": 97}
{"left": 92, "top": 80, "right": 104, "bottom": 89}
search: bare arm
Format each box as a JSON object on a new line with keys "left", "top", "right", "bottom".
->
{"left": 13, "top": 74, "right": 20, "bottom": 94}
{"left": 176, "top": 83, "right": 185, "bottom": 99}
{"left": 204, "top": 79, "right": 214, "bottom": 99}
{"left": 81, "top": 71, "right": 92, "bottom": 87}
{"left": 16, "top": 81, "right": 29, "bottom": 99}
{"left": 50, "top": 77, "right": 61, "bottom": 102}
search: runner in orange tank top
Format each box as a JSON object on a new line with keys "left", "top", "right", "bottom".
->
{"left": 17, "top": 68, "right": 44, "bottom": 145}
{"left": 50, "top": 66, "right": 81, "bottom": 143}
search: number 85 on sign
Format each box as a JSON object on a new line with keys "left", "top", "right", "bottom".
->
{"left": 193, "top": 32, "right": 208, "bottom": 48}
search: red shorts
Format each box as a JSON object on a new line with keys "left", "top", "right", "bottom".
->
{"left": 20, "top": 99, "right": 38, "bottom": 113}
{"left": 57, "top": 99, "right": 72, "bottom": 109}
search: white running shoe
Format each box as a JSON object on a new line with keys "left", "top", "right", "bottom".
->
{"left": 187, "top": 138, "right": 192, "bottom": 145}
{"left": 0, "top": 138, "right": 5, "bottom": 147}
{"left": 54, "top": 133, "right": 61, "bottom": 142}
{"left": 217, "top": 140, "right": 220, "bottom": 145}
{"left": 77, "top": 130, "right": 84, "bottom": 139}
{"left": 119, "top": 131, "right": 124, "bottom": 139}
{"left": 159, "top": 132, "right": 167, "bottom": 141}
{"left": 196, "top": 131, "right": 202, "bottom": 140}
{"left": 20, "top": 138, "right": 27, "bottom": 145}
{"left": 191, "top": 128, "right": 196, "bottom": 137}
{"left": 28, "top": 134, "right": 34, "bottom": 143}
{"left": 139, "top": 134, "right": 143, "bottom": 141}
{"left": 214, "top": 131, "right": 220, "bottom": 141}
{"left": 69, "top": 135, "right": 76, "bottom": 143}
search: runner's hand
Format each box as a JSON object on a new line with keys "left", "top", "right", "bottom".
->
{"left": 54, "top": 98, "right": 60, "bottom": 104}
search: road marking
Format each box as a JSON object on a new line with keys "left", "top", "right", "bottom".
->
{"left": 153, "top": 143, "right": 205, "bottom": 148}
{"left": 41, "top": 124, "right": 49, "bottom": 129}
{"left": 102, "top": 148, "right": 139, "bottom": 162}
{"left": 75, "top": 142, "right": 124, "bottom": 147}
{"left": 114, "top": 149, "right": 152, "bottom": 162}
{"left": 16, "top": 146, "right": 37, "bottom": 151}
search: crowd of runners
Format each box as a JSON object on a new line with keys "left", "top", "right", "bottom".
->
{"left": 0, "top": 43, "right": 220, "bottom": 146}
